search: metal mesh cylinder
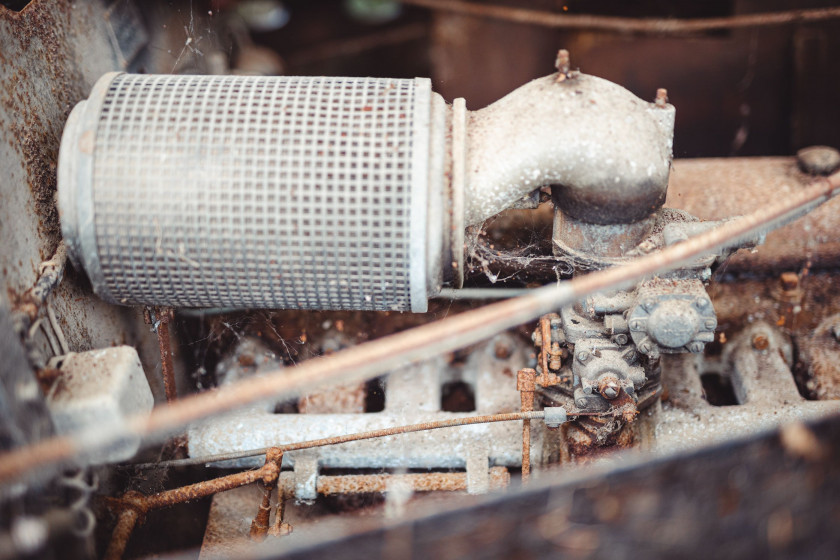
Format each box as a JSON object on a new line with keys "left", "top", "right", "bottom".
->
{"left": 59, "top": 73, "right": 443, "bottom": 312}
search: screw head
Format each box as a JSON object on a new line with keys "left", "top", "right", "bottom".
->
{"left": 694, "top": 298, "right": 709, "bottom": 310}
{"left": 751, "top": 334, "right": 770, "bottom": 351}
{"left": 629, "top": 319, "right": 644, "bottom": 331}
{"left": 576, "top": 398, "right": 588, "bottom": 408}
{"left": 577, "top": 350, "right": 590, "bottom": 363}
{"left": 779, "top": 272, "right": 799, "bottom": 292}
{"left": 494, "top": 342, "right": 512, "bottom": 360}
{"left": 704, "top": 319, "right": 717, "bottom": 330}
{"left": 638, "top": 340, "right": 652, "bottom": 354}
{"left": 642, "top": 298, "right": 657, "bottom": 312}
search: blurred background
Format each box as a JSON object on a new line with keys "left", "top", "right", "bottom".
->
{"left": 132, "top": 0, "right": 840, "bottom": 158}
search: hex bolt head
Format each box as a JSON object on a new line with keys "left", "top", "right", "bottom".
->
{"left": 687, "top": 341, "right": 705, "bottom": 353}
{"left": 598, "top": 376, "right": 621, "bottom": 400}
{"left": 613, "top": 334, "right": 629, "bottom": 345}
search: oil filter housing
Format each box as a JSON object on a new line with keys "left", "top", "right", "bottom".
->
{"left": 59, "top": 72, "right": 448, "bottom": 312}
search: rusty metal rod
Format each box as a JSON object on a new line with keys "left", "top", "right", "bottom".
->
{"left": 299, "top": 467, "right": 509, "bottom": 495}
{"left": 139, "top": 465, "right": 274, "bottom": 511}
{"left": 154, "top": 308, "right": 177, "bottom": 404}
{"left": 403, "top": 0, "right": 840, "bottom": 34}
{"left": 126, "top": 410, "right": 550, "bottom": 470}
{"left": 287, "top": 22, "right": 427, "bottom": 66}
{"left": 1, "top": 172, "right": 838, "bottom": 484}
{"left": 517, "top": 369, "right": 537, "bottom": 484}
{"left": 103, "top": 508, "right": 138, "bottom": 560}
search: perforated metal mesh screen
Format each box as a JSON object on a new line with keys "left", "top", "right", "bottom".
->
{"left": 78, "top": 74, "right": 431, "bottom": 311}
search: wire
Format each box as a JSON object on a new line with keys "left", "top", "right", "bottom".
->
{"left": 0, "top": 171, "right": 837, "bottom": 484}
{"left": 401, "top": 1, "right": 840, "bottom": 34}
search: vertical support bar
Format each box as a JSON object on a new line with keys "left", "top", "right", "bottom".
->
{"left": 517, "top": 368, "right": 536, "bottom": 483}
{"left": 145, "top": 307, "right": 177, "bottom": 403}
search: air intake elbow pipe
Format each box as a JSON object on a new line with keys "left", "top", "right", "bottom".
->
{"left": 58, "top": 70, "right": 673, "bottom": 312}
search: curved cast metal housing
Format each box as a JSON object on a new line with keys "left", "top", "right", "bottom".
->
{"left": 463, "top": 73, "right": 675, "bottom": 226}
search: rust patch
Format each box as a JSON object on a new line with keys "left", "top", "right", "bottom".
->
{"left": 1, "top": 0, "right": 89, "bottom": 259}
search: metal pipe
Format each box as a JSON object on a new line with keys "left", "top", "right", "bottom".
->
{"left": 463, "top": 71, "right": 674, "bottom": 226}
{"left": 1, "top": 172, "right": 838, "bottom": 484}
{"left": 403, "top": 0, "right": 840, "bottom": 34}
{"left": 126, "top": 410, "right": 550, "bottom": 470}
{"left": 435, "top": 288, "right": 533, "bottom": 299}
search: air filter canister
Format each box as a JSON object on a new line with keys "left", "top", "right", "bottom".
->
{"left": 59, "top": 73, "right": 449, "bottom": 312}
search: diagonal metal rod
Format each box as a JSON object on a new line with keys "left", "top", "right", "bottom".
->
{"left": 402, "top": 0, "right": 840, "bottom": 34}
{"left": 0, "top": 172, "right": 838, "bottom": 485}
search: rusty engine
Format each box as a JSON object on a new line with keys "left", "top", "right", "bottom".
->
{"left": 1, "top": 1, "right": 840, "bottom": 559}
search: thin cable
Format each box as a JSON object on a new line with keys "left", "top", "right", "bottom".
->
{"left": 126, "top": 410, "right": 549, "bottom": 470}
{"left": 1, "top": 172, "right": 837, "bottom": 484}
{"left": 402, "top": 0, "right": 840, "bottom": 34}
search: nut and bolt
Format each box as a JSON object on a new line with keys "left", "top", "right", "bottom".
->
{"left": 598, "top": 376, "right": 621, "bottom": 400}
{"left": 751, "top": 334, "right": 770, "bottom": 351}
{"left": 549, "top": 342, "right": 563, "bottom": 370}
{"left": 796, "top": 145, "right": 840, "bottom": 176}
{"left": 687, "top": 341, "right": 705, "bottom": 353}
{"left": 555, "top": 49, "right": 571, "bottom": 81}
{"left": 779, "top": 272, "right": 799, "bottom": 292}
{"left": 612, "top": 333, "right": 629, "bottom": 346}
{"left": 654, "top": 88, "right": 669, "bottom": 108}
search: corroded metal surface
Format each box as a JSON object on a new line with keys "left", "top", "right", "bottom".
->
{"left": 0, "top": 0, "right": 163, "bottom": 404}
{"left": 266, "top": 412, "right": 840, "bottom": 560}
{"left": 665, "top": 157, "right": 840, "bottom": 271}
